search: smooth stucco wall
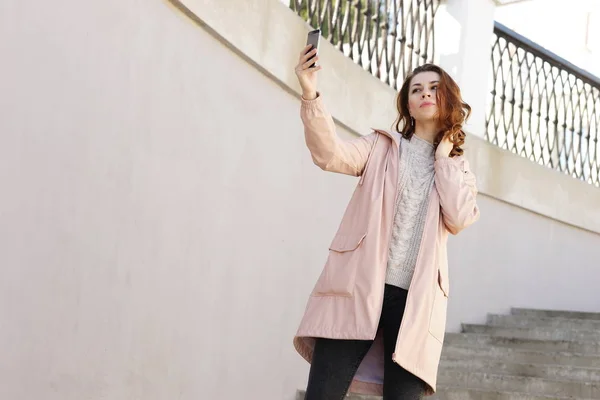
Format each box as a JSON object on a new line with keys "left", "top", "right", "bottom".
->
{"left": 1, "top": 0, "right": 599, "bottom": 399}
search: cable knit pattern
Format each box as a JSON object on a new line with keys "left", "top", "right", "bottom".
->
{"left": 386, "top": 135, "right": 435, "bottom": 290}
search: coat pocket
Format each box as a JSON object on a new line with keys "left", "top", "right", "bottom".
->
{"left": 312, "top": 232, "right": 367, "bottom": 297}
{"left": 428, "top": 269, "right": 449, "bottom": 343}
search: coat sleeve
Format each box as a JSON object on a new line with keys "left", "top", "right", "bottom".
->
{"left": 434, "top": 156, "right": 480, "bottom": 235}
{"left": 301, "top": 93, "right": 376, "bottom": 176}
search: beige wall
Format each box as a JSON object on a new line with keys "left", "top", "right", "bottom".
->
{"left": 1, "top": 0, "right": 599, "bottom": 400}
{"left": 448, "top": 195, "right": 600, "bottom": 328}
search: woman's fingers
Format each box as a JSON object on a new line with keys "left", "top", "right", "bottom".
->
{"left": 301, "top": 56, "right": 319, "bottom": 70}
{"left": 300, "top": 45, "right": 312, "bottom": 56}
{"left": 295, "top": 47, "right": 321, "bottom": 77}
{"left": 299, "top": 48, "right": 318, "bottom": 64}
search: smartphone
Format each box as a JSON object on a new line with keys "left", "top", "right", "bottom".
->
{"left": 306, "top": 29, "right": 321, "bottom": 68}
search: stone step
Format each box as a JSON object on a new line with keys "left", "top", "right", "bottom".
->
{"left": 442, "top": 344, "right": 600, "bottom": 368}
{"left": 440, "top": 357, "right": 600, "bottom": 382}
{"left": 444, "top": 333, "right": 600, "bottom": 354}
{"left": 296, "top": 388, "right": 590, "bottom": 400}
{"left": 437, "top": 370, "right": 600, "bottom": 398}
{"left": 488, "top": 314, "right": 600, "bottom": 331}
{"left": 432, "top": 387, "right": 592, "bottom": 400}
{"left": 462, "top": 323, "right": 600, "bottom": 343}
{"left": 512, "top": 307, "right": 600, "bottom": 321}
{"left": 296, "top": 391, "right": 376, "bottom": 400}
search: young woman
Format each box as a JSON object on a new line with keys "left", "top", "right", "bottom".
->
{"left": 292, "top": 45, "right": 480, "bottom": 399}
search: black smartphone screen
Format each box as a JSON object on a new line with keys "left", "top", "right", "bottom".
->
{"left": 306, "top": 29, "right": 321, "bottom": 68}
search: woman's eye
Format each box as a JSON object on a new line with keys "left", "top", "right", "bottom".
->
{"left": 432, "top": 86, "right": 438, "bottom": 91}
{"left": 412, "top": 89, "right": 421, "bottom": 93}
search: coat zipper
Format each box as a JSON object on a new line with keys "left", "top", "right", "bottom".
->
{"left": 392, "top": 192, "right": 433, "bottom": 365}
{"left": 374, "top": 134, "right": 401, "bottom": 340}
{"left": 377, "top": 134, "right": 435, "bottom": 366}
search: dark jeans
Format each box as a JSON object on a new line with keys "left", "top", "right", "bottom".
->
{"left": 304, "top": 284, "right": 426, "bottom": 400}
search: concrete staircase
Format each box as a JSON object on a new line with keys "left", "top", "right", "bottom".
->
{"left": 296, "top": 308, "right": 600, "bottom": 399}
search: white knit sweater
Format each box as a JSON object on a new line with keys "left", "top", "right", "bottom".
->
{"left": 385, "top": 134, "right": 435, "bottom": 290}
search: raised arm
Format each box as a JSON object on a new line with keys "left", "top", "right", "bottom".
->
{"left": 301, "top": 94, "right": 376, "bottom": 175}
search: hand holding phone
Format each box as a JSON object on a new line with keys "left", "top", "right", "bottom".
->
{"left": 295, "top": 29, "right": 322, "bottom": 100}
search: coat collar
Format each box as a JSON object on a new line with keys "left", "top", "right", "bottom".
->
{"left": 371, "top": 128, "right": 402, "bottom": 147}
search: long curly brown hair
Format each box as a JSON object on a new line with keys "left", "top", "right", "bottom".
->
{"left": 394, "top": 64, "right": 471, "bottom": 157}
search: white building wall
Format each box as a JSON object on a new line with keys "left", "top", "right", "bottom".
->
{"left": 0, "top": 0, "right": 599, "bottom": 399}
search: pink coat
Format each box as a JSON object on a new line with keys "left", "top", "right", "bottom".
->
{"left": 293, "top": 95, "right": 480, "bottom": 396}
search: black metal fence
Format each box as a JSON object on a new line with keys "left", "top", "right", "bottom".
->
{"left": 487, "top": 22, "right": 600, "bottom": 187}
{"left": 287, "top": 0, "right": 440, "bottom": 90}
{"left": 287, "top": 2, "right": 600, "bottom": 186}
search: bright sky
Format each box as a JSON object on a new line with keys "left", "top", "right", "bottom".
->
{"left": 494, "top": 0, "right": 600, "bottom": 76}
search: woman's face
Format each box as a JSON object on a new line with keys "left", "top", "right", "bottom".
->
{"left": 407, "top": 71, "right": 441, "bottom": 123}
